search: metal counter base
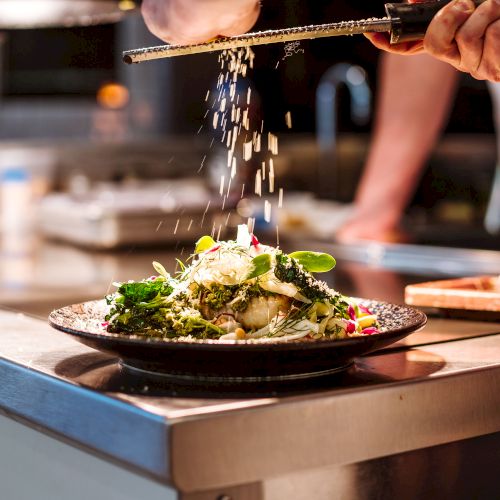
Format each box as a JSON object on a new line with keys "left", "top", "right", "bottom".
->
{"left": 0, "top": 311, "right": 499, "bottom": 499}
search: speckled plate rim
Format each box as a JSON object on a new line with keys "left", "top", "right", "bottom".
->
{"left": 48, "top": 299, "right": 427, "bottom": 351}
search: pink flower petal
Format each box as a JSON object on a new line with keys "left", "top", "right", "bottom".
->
{"left": 207, "top": 244, "right": 221, "bottom": 253}
{"left": 361, "top": 327, "right": 379, "bottom": 335}
{"left": 358, "top": 304, "right": 372, "bottom": 315}
{"left": 346, "top": 320, "right": 356, "bottom": 334}
{"left": 348, "top": 305, "right": 356, "bottom": 320}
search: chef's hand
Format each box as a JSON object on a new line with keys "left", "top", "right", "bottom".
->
{"left": 141, "top": 0, "right": 260, "bottom": 45}
{"left": 366, "top": 0, "right": 500, "bottom": 82}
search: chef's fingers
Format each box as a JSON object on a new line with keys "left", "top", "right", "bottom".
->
{"left": 364, "top": 32, "right": 424, "bottom": 55}
{"left": 423, "top": 0, "right": 476, "bottom": 66}
{"left": 475, "top": 17, "right": 500, "bottom": 81}
{"left": 141, "top": 0, "right": 260, "bottom": 45}
{"left": 455, "top": 0, "right": 500, "bottom": 80}
{"left": 215, "top": 2, "right": 261, "bottom": 38}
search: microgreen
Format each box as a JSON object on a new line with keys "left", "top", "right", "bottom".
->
{"left": 288, "top": 251, "right": 336, "bottom": 273}
{"left": 195, "top": 235, "right": 216, "bottom": 253}
{"left": 245, "top": 253, "right": 272, "bottom": 280}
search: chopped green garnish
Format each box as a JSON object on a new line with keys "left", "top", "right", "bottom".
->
{"left": 274, "top": 252, "right": 348, "bottom": 315}
{"left": 202, "top": 284, "right": 235, "bottom": 310}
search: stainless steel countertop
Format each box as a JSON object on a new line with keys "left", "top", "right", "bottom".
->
{"left": 1, "top": 310, "right": 499, "bottom": 493}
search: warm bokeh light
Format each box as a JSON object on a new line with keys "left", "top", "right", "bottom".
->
{"left": 96, "top": 82, "right": 130, "bottom": 110}
{"left": 118, "top": 0, "right": 136, "bottom": 11}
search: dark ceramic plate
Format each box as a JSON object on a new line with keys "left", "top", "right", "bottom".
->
{"left": 49, "top": 299, "right": 426, "bottom": 381}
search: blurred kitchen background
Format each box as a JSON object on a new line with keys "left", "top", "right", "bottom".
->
{"left": 0, "top": 0, "right": 498, "bottom": 315}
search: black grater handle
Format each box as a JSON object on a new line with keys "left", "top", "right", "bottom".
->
{"left": 386, "top": 0, "right": 486, "bottom": 43}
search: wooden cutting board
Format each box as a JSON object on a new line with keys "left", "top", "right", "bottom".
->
{"left": 405, "top": 276, "right": 500, "bottom": 312}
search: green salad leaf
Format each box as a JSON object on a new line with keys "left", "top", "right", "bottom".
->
{"left": 195, "top": 235, "right": 216, "bottom": 253}
{"left": 246, "top": 253, "right": 272, "bottom": 280}
{"left": 288, "top": 251, "right": 336, "bottom": 273}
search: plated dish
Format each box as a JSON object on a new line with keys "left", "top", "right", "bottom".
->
{"left": 49, "top": 226, "right": 427, "bottom": 380}
{"left": 49, "top": 299, "right": 426, "bottom": 380}
{"left": 104, "top": 225, "right": 380, "bottom": 343}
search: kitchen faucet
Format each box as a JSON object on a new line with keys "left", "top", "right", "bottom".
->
{"left": 316, "top": 63, "right": 371, "bottom": 199}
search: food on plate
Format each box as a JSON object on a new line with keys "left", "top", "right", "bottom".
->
{"left": 104, "top": 225, "right": 379, "bottom": 342}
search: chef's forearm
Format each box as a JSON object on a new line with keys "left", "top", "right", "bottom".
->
{"left": 353, "top": 52, "right": 459, "bottom": 228}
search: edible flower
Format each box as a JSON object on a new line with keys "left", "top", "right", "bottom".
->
{"left": 348, "top": 304, "right": 356, "bottom": 321}
{"left": 346, "top": 320, "right": 356, "bottom": 334}
{"left": 358, "top": 304, "right": 372, "bottom": 315}
{"left": 207, "top": 244, "right": 221, "bottom": 253}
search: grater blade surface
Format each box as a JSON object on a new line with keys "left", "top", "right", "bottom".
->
{"left": 123, "top": 18, "right": 392, "bottom": 63}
